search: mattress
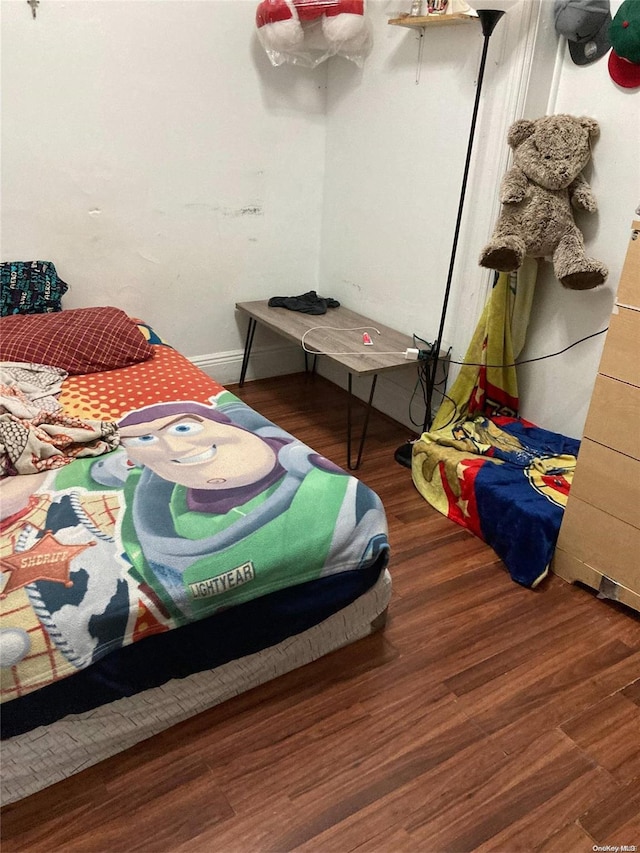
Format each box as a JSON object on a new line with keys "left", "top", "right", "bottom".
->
{"left": 2, "top": 568, "right": 391, "bottom": 805}
{"left": 0, "top": 318, "right": 391, "bottom": 804}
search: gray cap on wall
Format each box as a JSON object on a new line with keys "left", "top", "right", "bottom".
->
{"left": 554, "top": 0, "right": 612, "bottom": 65}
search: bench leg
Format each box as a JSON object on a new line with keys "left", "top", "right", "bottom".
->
{"left": 239, "top": 318, "right": 257, "bottom": 388}
{"left": 347, "top": 373, "right": 378, "bottom": 471}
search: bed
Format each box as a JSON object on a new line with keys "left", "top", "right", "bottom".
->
{"left": 0, "top": 301, "right": 391, "bottom": 805}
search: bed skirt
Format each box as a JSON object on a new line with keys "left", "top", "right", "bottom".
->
{"left": 1, "top": 568, "right": 391, "bottom": 805}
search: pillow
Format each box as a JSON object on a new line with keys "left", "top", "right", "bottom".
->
{"left": 0, "top": 261, "right": 69, "bottom": 317}
{"left": 0, "top": 306, "right": 155, "bottom": 374}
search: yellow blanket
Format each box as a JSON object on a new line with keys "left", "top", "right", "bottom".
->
{"left": 430, "top": 259, "right": 537, "bottom": 432}
{"left": 409, "top": 259, "right": 580, "bottom": 590}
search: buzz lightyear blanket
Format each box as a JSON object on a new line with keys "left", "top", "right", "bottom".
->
{"left": 1, "top": 342, "right": 388, "bottom": 702}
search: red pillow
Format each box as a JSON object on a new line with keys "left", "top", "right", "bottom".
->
{"left": 0, "top": 306, "right": 155, "bottom": 374}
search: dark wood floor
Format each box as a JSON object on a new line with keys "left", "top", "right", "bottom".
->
{"left": 2, "top": 373, "right": 639, "bottom": 853}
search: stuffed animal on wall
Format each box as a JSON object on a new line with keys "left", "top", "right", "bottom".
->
{"left": 256, "top": 0, "right": 367, "bottom": 57}
{"left": 479, "top": 114, "right": 608, "bottom": 290}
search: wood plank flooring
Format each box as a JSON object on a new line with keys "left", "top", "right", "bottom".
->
{"left": 2, "top": 373, "right": 639, "bottom": 853}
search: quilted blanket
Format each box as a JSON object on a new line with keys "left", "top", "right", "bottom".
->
{"left": 0, "top": 364, "right": 120, "bottom": 476}
{"left": 0, "top": 362, "right": 67, "bottom": 415}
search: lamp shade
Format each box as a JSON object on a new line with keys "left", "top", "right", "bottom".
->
{"left": 467, "top": 0, "right": 520, "bottom": 12}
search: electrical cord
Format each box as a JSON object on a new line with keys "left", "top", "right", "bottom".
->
{"left": 434, "top": 327, "right": 609, "bottom": 369}
{"left": 430, "top": 328, "right": 609, "bottom": 433}
{"left": 300, "top": 326, "right": 407, "bottom": 356}
{"left": 409, "top": 360, "right": 430, "bottom": 428}
{"left": 409, "top": 348, "right": 452, "bottom": 428}
{"left": 298, "top": 323, "right": 608, "bottom": 430}
{"left": 301, "top": 325, "right": 607, "bottom": 365}
{"left": 411, "top": 329, "right": 607, "bottom": 433}
{"left": 434, "top": 392, "right": 463, "bottom": 432}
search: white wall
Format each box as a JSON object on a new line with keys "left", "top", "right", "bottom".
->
{"left": 2, "top": 0, "right": 638, "bottom": 439}
{"left": 320, "top": 0, "right": 639, "bottom": 438}
{"left": 319, "top": 0, "right": 543, "bottom": 430}
{"left": 1, "top": 0, "right": 325, "bottom": 375}
{"left": 517, "top": 0, "right": 640, "bottom": 438}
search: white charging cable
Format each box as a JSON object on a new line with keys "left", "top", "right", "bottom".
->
{"left": 301, "top": 326, "right": 420, "bottom": 358}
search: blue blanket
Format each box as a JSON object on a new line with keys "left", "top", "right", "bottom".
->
{"left": 412, "top": 415, "right": 579, "bottom": 588}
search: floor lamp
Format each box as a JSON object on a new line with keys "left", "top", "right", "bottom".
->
{"left": 395, "top": 5, "right": 509, "bottom": 469}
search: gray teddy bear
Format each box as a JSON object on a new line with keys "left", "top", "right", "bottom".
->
{"left": 479, "top": 114, "right": 608, "bottom": 290}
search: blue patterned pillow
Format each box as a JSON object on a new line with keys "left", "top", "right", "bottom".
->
{"left": 0, "top": 261, "right": 69, "bottom": 317}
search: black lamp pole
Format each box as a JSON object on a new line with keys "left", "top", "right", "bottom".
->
{"left": 395, "top": 8, "right": 506, "bottom": 469}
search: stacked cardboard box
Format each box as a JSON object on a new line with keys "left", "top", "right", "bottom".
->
{"left": 553, "top": 221, "right": 640, "bottom": 613}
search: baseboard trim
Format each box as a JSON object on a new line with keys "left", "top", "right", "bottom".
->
{"left": 189, "top": 347, "right": 425, "bottom": 436}
{"left": 189, "top": 343, "right": 305, "bottom": 387}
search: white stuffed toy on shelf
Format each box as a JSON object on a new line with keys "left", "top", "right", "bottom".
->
{"left": 256, "top": 0, "right": 371, "bottom": 68}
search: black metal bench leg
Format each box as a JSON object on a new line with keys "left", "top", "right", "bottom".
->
{"left": 347, "top": 373, "right": 378, "bottom": 471}
{"left": 239, "top": 318, "right": 257, "bottom": 388}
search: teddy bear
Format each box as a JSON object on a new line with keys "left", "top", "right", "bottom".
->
{"left": 256, "top": 0, "right": 368, "bottom": 60}
{"left": 479, "top": 114, "right": 608, "bottom": 290}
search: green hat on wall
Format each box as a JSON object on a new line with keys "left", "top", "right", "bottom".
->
{"left": 609, "top": 0, "right": 640, "bottom": 87}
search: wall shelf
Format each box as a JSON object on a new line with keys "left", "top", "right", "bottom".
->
{"left": 388, "top": 12, "right": 477, "bottom": 28}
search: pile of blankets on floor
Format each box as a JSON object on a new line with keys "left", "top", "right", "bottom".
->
{"left": 0, "top": 363, "right": 119, "bottom": 476}
{"left": 412, "top": 264, "right": 579, "bottom": 589}
{"left": 412, "top": 414, "right": 579, "bottom": 588}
